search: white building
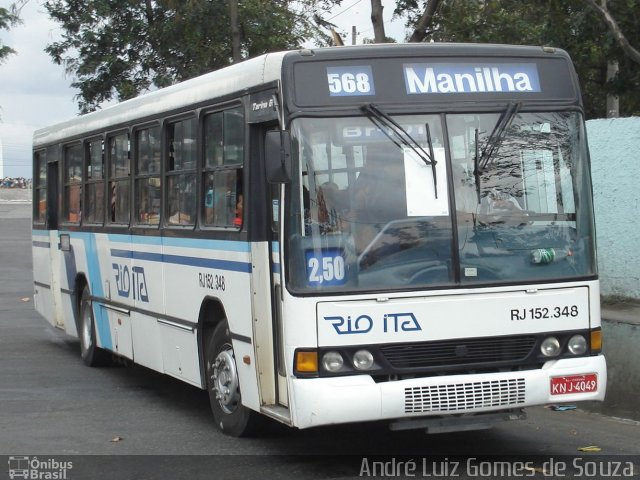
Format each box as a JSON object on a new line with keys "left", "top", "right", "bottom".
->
{"left": 0, "top": 137, "right": 4, "bottom": 179}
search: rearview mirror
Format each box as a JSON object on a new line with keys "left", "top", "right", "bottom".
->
{"left": 265, "top": 130, "right": 292, "bottom": 184}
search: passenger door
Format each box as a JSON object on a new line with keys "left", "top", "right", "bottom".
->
{"left": 249, "top": 115, "right": 290, "bottom": 414}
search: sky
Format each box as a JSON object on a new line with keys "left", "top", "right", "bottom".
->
{"left": 0, "top": 0, "right": 409, "bottom": 179}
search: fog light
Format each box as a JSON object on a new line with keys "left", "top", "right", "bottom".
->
{"left": 541, "top": 337, "right": 561, "bottom": 357}
{"left": 353, "top": 350, "right": 374, "bottom": 370}
{"left": 322, "top": 351, "right": 344, "bottom": 372}
{"left": 567, "top": 335, "right": 587, "bottom": 355}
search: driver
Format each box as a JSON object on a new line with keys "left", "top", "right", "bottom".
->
{"left": 347, "top": 143, "right": 407, "bottom": 252}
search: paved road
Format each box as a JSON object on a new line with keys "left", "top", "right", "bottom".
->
{"left": 1, "top": 203, "right": 638, "bottom": 479}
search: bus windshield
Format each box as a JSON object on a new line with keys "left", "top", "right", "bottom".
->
{"left": 286, "top": 111, "right": 596, "bottom": 293}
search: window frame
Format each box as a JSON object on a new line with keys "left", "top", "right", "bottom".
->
{"left": 83, "top": 136, "right": 106, "bottom": 226}
{"left": 133, "top": 122, "right": 162, "bottom": 228}
{"left": 33, "top": 150, "right": 47, "bottom": 225}
{"left": 62, "top": 141, "right": 83, "bottom": 225}
{"left": 164, "top": 114, "right": 198, "bottom": 228}
{"left": 106, "top": 130, "right": 131, "bottom": 227}
{"left": 200, "top": 103, "right": 245, "bottom": 230}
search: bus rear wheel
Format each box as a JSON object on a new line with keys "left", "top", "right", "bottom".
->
{"left": 79, "top": 288, "right": 110, "bottom": 367}
{"left": 205, "top": 320, "right": 263, "bottom": 437}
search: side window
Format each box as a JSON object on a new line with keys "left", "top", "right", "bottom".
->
{"left": 63, "top": 143, "right": 83, "bottom": 223}
{"left": 33, "top": 150, "right": 47, "bottom": 224}
{"left": 166, "top": 117, "right": 197, "bottom": 226}
{"left": 203, "top": 106, "right": 244, "bottom": 228}
{"left": 135, "top": 126, "right": 161, "bottom": 225}
{"left": 85, "top": 139, "right": 105, "bottom": 224}
{"left": 108, "top": 133, "right": 130, "bottom": 225}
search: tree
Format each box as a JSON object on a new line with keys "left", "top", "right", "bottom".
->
{"left": 44, "top": 0, "right": 341, "bottom": 113}
{"left": 370, "top": 0, "right": 386, "bottom": 43}
{"left": 585, "top": 0, "right": 640, "bottom": 65}
{"left": 229, "top": 0, "right": 241, "bottom": 62}
{"left": 403, "top": 0, "right": 441, "bottom": 43}
{"left": 395, "top": 0, "right": 640, "bottom": 118}
{"left": 0, "top": 5, "right": 21, "bottom": 65}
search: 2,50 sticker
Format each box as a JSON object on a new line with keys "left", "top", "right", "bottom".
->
{"left": 327, "top": 66, "right": 376, "bottom": 97}
{"left": 306, "top": 249, "right": 347, "bottom": 286}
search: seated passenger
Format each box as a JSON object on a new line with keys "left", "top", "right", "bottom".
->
{"left": 317, "top": 181, "right": 343, "bottom": 233}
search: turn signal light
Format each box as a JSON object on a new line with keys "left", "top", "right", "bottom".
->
{"left": 295, "top": 350, "right": 318, "bottom": 374}
{"left": 590, "top": 328, "right": 602, "bottom": 354}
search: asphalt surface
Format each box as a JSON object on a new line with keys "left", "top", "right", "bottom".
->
{"left": 1, "top": 203, "right": 638, "bottom": 479}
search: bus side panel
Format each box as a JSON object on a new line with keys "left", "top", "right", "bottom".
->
{"left": 129, "top": 235, "right": 165, "bottom": 372}
{"left": 160, "top": 237, "right": 205, "bottom": 387}
{"left": 102, "top": 233, "right": 133, "bottom": 354}
{"left": 130, "top": 312, "right": 163, "bottom": 372}
{"left": 161, "top": 237, "right": 260, "bottom": 406}
{"left": 57, "top": 231, "right": 90, "bottom": 338}
{"left": 32, "top": 230, "right": 55, "bottom": 326}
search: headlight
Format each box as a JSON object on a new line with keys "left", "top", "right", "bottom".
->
{"left": 567, "top": 335, "right": 587, "bottom": 355}
{"left": 353, "top": 350, "right": 374, "bottom": 370}
{"left": 322, "top": 351, "right": 344, "bottom": 372}
{"left": 540, "top": 336, "right": 561, "bottom": 357}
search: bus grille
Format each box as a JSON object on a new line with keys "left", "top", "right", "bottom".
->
{"left": 405, "top": 378, "right": 526, "bottom": 413}
{"left": 380, "top": 335, "right": 536, "bottom": 369}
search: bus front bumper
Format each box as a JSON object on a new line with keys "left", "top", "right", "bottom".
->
{"left": 289, "top": 355, "right": 606, "bottom": 429}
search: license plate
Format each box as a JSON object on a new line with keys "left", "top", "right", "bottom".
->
{"left": 550, "top": 374, "right": 598, "bottom": 395}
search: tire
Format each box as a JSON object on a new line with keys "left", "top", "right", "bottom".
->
{"left": 205, "top": 320, "right": 264, "bottom": 437}
{"left": 79, "top": 288, "right": 111, "bottom": 367}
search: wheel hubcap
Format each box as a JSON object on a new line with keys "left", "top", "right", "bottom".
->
{"left": 211, "top": 348, "right": 240, "bottom": 414}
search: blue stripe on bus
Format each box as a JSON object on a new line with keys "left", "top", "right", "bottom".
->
{"left": 68, "top": 232, "right": 113, "bottom": 350}
{"left": 162, "top": 237, "right": 251, "bottom": 252}
{"left": 32, "top": 230, "right": 49, "bottom": 237}
{"left": 110, "top": 249, "right": 252, "bottom": 273}
{"left": 272, "top": 263, "right": 281, "bottom": 274}
{"left": 32, "top": 241, "right": 50, "bottom": 248}
{"left": 106, "top": 233, "right": 250, "bottom": 252}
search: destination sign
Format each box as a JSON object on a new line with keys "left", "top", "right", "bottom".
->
{"left": 290, "top": 54, "right": 574, "bottom": 107}
{"left": 403, "top": 63, "right": 541, "bottom": 94}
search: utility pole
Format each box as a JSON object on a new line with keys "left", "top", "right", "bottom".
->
{"left": 352, "top": 25, "right": 357, "bottom": 45}
{"left": 370, "top": 0, "right": 386, "bottom": 43}
{"left": 229, "top": 0, "right": 241, "bottom": 63}
{"left": 606, "top": 60, "right": 620, "bottom": 118}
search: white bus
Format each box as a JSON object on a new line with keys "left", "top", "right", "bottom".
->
{"left": 32, "top": 44, "right": 606, "bottom": 436}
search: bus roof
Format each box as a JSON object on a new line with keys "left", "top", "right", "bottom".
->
{"left": 33, "top": 51, "right": 290, "bottom": 148}
{"left": 33, "top": 43, "right": 571, "bottom": 148}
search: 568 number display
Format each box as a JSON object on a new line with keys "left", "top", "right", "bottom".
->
{"left": 326, "top": 66, "right": 375, "bottom": 97}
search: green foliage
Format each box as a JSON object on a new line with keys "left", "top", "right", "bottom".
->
{"left": 396, "top": 0, "right": 640, "bottom": 118}
{"left": 0, "top": 6, "right": 21, "bottom": 65}
{"left": 44, "top": 0, "right": 340, "bottom": 112}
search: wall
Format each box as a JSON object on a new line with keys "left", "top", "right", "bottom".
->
{"left": 586, "top": 117, "right": 640, "bottom": 300}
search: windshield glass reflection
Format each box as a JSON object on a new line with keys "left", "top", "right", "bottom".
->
{"left": 286, "top": 112, "right": 596, "bottom": 294}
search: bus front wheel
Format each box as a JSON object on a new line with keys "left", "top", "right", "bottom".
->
{"left": 79, "top": 288, "right": 110, "bottom": 367}
{"left": 205, "top": 320, "right": 262, "bottom": 436}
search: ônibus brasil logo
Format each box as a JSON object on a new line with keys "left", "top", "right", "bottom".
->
{"left": 8, "top": 456, "right": 73, "bottom": 480}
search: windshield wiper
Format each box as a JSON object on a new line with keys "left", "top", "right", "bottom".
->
{"left": 473, "top": 101, "right": 521, "bottom": 203}
{"left": 476, "top": 102, "right": 521, "bottom": 172}
{"left": 361, "top": 103, "right": 438, "bottom": 198}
